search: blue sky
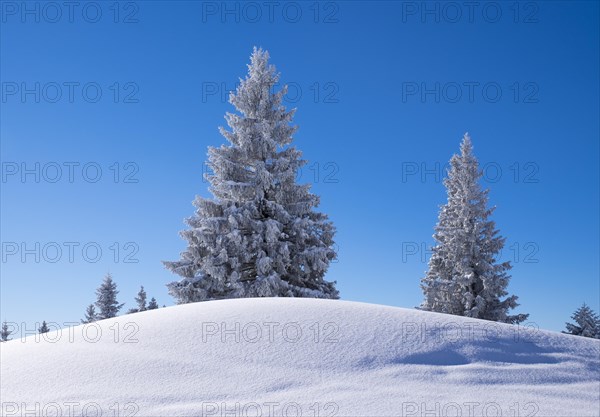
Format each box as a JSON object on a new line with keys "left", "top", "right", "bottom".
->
{"left": 1, "top": 1, "right": 598, "bottom": 333}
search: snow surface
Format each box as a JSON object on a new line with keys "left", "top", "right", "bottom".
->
{"left": 1, "top": 298, "right": 599, "bottom": 416}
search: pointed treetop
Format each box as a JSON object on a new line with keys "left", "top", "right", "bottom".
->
{"left": 228, "top": 46, "right": 290, "bottom": 123}
{"left": 461, "top": 132, "right": 472, "bottom": 150}
{"left": 248, "top": 46, "right": 271, "bottom": 74}
{"left": 459, "top": 132, "right": 474, "bottom": 159}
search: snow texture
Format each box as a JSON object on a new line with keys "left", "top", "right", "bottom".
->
{"left": 2, "top": 298, "right": 599, "bottom": 416}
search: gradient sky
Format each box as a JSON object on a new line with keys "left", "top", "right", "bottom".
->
{"left": 1, "top": 1, "right": 598, "bottom": 334}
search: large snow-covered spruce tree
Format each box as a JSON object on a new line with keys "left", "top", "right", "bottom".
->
{"left": 164, "top": 48, "right": 338, "bottom": 303}
{"left": 420, "top": 134, "right": 528, "bottom": 324}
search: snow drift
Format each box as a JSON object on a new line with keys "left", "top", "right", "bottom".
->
{"left": 1, "top": 298, "right": 599, "bottom": 416}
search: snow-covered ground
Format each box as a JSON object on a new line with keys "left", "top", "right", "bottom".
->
{"left": 2, "top": 298, "right": 599, "bottom": 416}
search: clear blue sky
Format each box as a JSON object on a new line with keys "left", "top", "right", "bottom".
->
{"left": 1, "top": 1, "right": 598, "bottom": 333}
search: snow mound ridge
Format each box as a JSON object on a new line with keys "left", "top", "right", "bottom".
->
{"left": 2, "top": 298, "right": 599, "bottom": 416}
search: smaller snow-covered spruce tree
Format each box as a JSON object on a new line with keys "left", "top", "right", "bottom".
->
{"left": 420, "top": 134, "right": 528, "bottom": 324}
{"left": 147, "top": 297, "right": 159, "bottom": 310}
{"left": 38, "top": 321, "right": 50, "bottom": 334}
{"left": 127, "top": 286, "right": 148, "bottom": 314}
{"left": 563, "top": 303, "right": 600, "bottom": 339}
{"left": 164, "top": 47, "right": 338, "bottom": 303}
{"left": 94, "top": 274, "right": 124, "bottom": 320}
{"left": 81, "top": 304, "right": 97, "bottom": 324}
{"left": 1, "top": 321, "right": 11, "bottom": 342}
{"left": 135, "top": 286, "right": 147, "bottom": 311}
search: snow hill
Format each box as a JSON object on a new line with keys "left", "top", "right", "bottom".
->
{"left": 2, "top": 299, "right": 599, "bottom": 416}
